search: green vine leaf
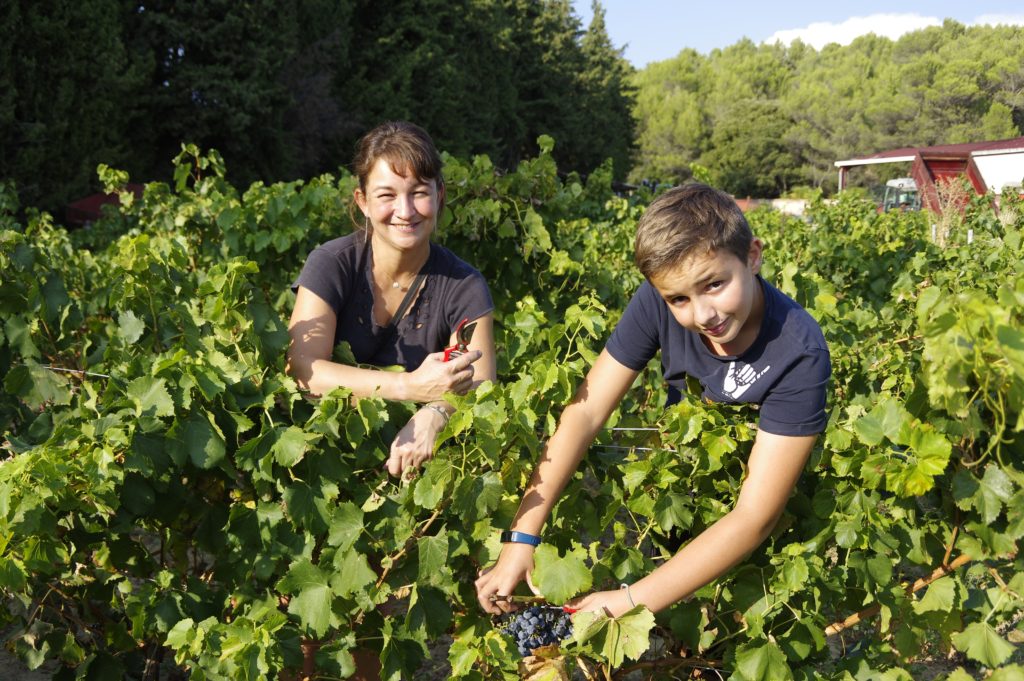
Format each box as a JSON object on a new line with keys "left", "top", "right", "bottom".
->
{"left": 118, "top": 310, "right": 146, "bottom": 344}
{"left": 954, "top": 465, "right": 1014, "bottom": 524}
{"left": 127, "top": 376, "right": 175, "bottom": 418}
{"left": 732, "top": 639, "right": 794, "bottom": 681}
{"left": 327, "top": 502, "right": 364, "bottom": 551}
{"left": 417, "top": 531, "right": 454, "bottom": 590}
{"left": 278, "top": 559, "right": 334, "bottom": 638}
{"left": 951, "top": 622, "right": 1015, "bottom": 668}
{"left": 4, "top": 362, "right": 71, "bottom": 409}
{"left": 167, "top": 411, "right": 225, "bottom": 469}
{"left": 532, "top": 544, "right": 591, "bottom": 603}
{"left": 912, "top": 575, "right": 961, "bottom": 614}
{"left": 332, "top": 549, "right": 376, "bottom": 596}
{"left": 572, "top": 606, "right": 655, "bottom": 669}
{"left": 272, "top": 425, "right": 311, "bottom": 467}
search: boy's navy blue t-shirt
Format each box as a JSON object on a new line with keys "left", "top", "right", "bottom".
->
{"left": 605, "top": 276, "right": 830, "bottom": 436}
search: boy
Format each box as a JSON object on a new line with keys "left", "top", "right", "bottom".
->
{"left": 475, "top": 183, "right": 830, "bottom": 617}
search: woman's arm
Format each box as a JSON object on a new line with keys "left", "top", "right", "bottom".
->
{"left": 475, "top": 350, "right": 639, "bottom": 613}
{"left": 425, "top": 312, "right": 497, "bottom": 414}
{"left": 461, "top": 312, "right": 496, "bottom": 387}
{"left": 568, "top": 430, "right": 818, "bottom": 616}
{"left": 287, "top": 286, "right": 479, "bottom": 401}
{"left": 387, "top": 311, "right": 497, "bottom": 476}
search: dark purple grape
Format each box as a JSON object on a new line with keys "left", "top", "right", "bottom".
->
{"left": 502, "top": 606, "right": 573, "bottom": 657}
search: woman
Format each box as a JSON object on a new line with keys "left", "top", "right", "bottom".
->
{"left": 288, "top": 121, "right": 496, "bottom": 477}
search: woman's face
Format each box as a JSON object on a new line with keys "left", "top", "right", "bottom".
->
{"left": 355, "top": 158, "right": 442, "bottom": 255}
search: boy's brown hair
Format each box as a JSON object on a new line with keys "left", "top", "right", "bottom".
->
{"left": 634, "top": 183, "right": 753, "bottom": 279}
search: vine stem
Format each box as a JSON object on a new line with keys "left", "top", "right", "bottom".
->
{"left": 942, "top": 523, "right": 959, "bottom": 568}
{"left": 988, "top": 568, "right": 1022, "bottom": 601}
{"left": 614, "top": 656, "right": 725, "bottom": 679}
{"left": 575, "top": 657, "right": 599, "bottom": 681}
{"left": 35, "top": 364, "right": 112, "bottom": 379}
{"left": 24, "top": 585, "right": 55, "bottom": 630}
{"left": 887, "top": 335, "right": 922, "bottom": 346}
{"left": 373, "top": 505, "right": 444, "bottom": 589}
{"left": 824, "top": 553, "right": 972, "bottom": 636}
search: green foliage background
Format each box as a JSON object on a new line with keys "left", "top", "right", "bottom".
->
{"left": 631, "top": 22, "right": 1024, "bottom": 194}
{"left": 5, "top": 4, "right": 1024, "bottom": 217}
{"left": 0, "top": 0, "right": 635, "bottom": 215}
{"left": 2, "top": 139, "right": 1024, "bottom": 679}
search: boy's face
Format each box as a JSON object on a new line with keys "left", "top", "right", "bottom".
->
{"left": 649, "top": 239, "right": 765, "bottom": 356}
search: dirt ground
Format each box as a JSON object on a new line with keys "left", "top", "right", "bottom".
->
{"left": 0, "top": 648, "right": 53, "bottom": 681}
{"left": 0, "top": 634, "right": 454, "bottom": 681}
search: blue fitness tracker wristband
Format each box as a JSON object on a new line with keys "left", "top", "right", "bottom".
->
{"left": 500, "top": 530, "right": 542, "bottom": 546}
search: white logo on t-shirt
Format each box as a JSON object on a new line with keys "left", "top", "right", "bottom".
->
{"left": 723, "top": 361, "right": 771, "bottom": 399}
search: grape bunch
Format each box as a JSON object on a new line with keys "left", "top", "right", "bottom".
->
{"left": 503, "top": 606, "right": 573, "bottom": 657}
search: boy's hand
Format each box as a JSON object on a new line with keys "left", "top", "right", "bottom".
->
{"left": 475, "top": 543, "right": 538, "bottom": 615}
{"left": 565, "top": 588, "right": 634, "bottom": 619}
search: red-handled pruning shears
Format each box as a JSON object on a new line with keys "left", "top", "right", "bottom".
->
{"left": 443, "top": 317, "right": 477, "bottom": 361}
{"left": 488, "top": 594, "right": 577, "bottom": 613}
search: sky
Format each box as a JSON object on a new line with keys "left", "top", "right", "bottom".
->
{"left": 571, "top": 0, "right": 1024, "bottom": 67}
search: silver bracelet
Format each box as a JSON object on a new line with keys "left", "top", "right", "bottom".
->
{"left": 620, "top": 583, "right": 636, "bottom": 608}
{"left": 423, "top": 403, "right": 450, "bottom": 426}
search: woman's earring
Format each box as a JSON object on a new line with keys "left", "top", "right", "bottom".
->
{"left": 363, "top": 216, "right": 370, "bottom": 244}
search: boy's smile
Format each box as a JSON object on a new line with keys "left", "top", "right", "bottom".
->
{"left": 649, "top": 240, "right": 765, "bottom": 356}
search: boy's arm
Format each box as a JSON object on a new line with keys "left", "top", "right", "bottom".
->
{"left": 569, "top": 430, "right": 817, "bottom": 616}
{"left": 475, "top": 349, "right": 639, "bottom": 614}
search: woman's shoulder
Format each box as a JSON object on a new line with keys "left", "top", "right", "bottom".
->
{"left": 426, "top": 242, "right": 494, "bottom": 317}
{"left": 313, "top": 232, "right": 364, "bottom": 259}
{"left": 429, "top": 242, "right": 486, "bottom": 281}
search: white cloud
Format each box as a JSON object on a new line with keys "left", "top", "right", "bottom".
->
{"left": 765, "top": 14, "right": 939, "bottom": 48}
{"left": 972, "top": 14, "right": 1024, "bottom": 27}
{"left": 765, "top": 13, "right": 1024, "bottom": 49}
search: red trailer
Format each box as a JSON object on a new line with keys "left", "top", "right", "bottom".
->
{"left": 65, "top": 184, "right": 145, "bottom": 227}
{"left": 835, "top": 136, "right": 1024, "bottom": 213}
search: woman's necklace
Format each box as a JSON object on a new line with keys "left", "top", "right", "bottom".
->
{"left": 376, "top": 261, "right": 425, "bottom": 292}
{"left": 385, "top": 272, "right": 415, "bottom": 291}
{"left": 371, "top": 241, "right": 428, "bottom": 293}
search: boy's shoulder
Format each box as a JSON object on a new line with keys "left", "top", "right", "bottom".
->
{"left": 759, "top": 278, "right": 828, "bottom": 353}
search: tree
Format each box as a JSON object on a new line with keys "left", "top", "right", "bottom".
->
{"left": 123, "top": 1, "right": 300, "bottom": 186}
{"left": 631, "top": 22, "right": 1024, "bottom": 195}
{"left": 0, "top": 0, "right": 144, "bottom": 212}
{"left": 629, "top": 49, "right": 708, "bottom": 183}
{"left": 279, "top": 0, "right": 360, "bottom": 178}
{"left": 337, "top": 0, "right": 519, "bottom": 164}
{"left": 701, "top": 99, "right": 800, "bottom": 197}
{"left": 574, "top": 0, "right": 635, "bottom": 177}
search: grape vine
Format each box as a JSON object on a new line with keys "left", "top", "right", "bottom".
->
{"left": 0, "top": 142, "right": 1023, "bottom": 680}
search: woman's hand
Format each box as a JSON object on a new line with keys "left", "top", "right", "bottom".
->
{"left": 386, "top": 406, "right": 448, "bottom": 477}
{"left": 475, "top": 543, "right": 538, "bottom": 615}
{"left": 401, "top": 350, "right": 481, "bottom": 403}
{"left": 565, "top": 587, "right": 635, "bottom": 619}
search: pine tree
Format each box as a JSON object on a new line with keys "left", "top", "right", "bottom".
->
{"left": 0, "top": 0, "right": 145, "bottom": 213}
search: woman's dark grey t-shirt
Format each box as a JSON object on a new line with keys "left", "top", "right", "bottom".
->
{"left": 292, "top": 233, "right": 493, "bottom": 371}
